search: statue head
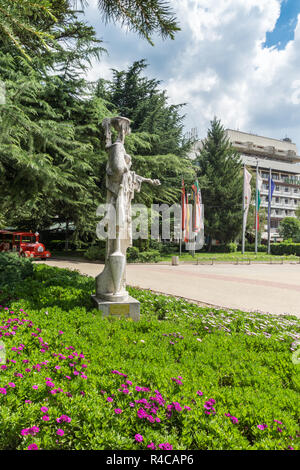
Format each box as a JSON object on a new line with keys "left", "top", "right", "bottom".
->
{"left": 102, "top": 116, "right": 131, "bottom": 147}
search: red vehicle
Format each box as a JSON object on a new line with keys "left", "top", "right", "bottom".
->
{"left": 0, "top": 230, "right": 51, "bottom": 259}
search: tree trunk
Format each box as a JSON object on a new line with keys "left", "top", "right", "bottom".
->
{"left": 65, "top": 220, "right": 69, "bottom": 252}
{"left": 207, "top": 236, "right": 212, "bottom": 252}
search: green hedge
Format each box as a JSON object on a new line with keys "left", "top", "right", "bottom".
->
{"left": 84, "top": 245, "right": 106, "bottom": 261}
{"left": 205, "top": 243, "right": 237, "bottom": 253}
{"left": 270, "top": 243, "right": 300, "bottom": 256}
{"left": 0, "top": 253, "right": 33, "bottom": 287}
{"left": 237, "top": 244, "right": 267, "bottom": 253}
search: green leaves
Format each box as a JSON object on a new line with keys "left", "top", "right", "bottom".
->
{"left": 0, "top": 264, "right": 299, "bottom": 450}
{"left": 97, "top": 0, "right": 180, "bottom": 45}
{"left": 196, "top": 117, "right": 243, "bottom": 245}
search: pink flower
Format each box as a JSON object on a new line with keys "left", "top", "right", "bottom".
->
{"left": 56, "top": 415, "right": 71, "bottom": 423}
{"left": 45, "top": 381, "right": 55, "bottom": 388}
{"left": 196, "top": 390, "right": 203, "bottom": 396}
{"left": 114, "top": 408, "right": 122, "bottom": 414}
{"left": 0, "top": 388, "right": 7, "bottom": 395}
{"left": 107, "top": 397, "right": 113, "bottom": 402}
{"left": 147, "top": 442, "right": 156, "bottom": 450}
{"left": 8, "top": 382, "right": 15, "bottom": 388}
{"left": 42, "top": 415, "right": 50, "bottom": 421}
{"left": 40, "top": 406, "right": 48, "bottom": 413}
{"left": 32, "top": 385, "right": 38, "bottom": 390}
{"left": 257, "top": 424, "right": 268, "bottom": 430}
{"left": 56, "top": 429, "right": 64, "bottom": 436}
{"left": 27, "top": 443, "right": 38, "bottom": 450}
{"left": 135, "top": 434, "right": 143, "bottom": 442}
{"left": 159, "top": 442, "right": 173, "bottom": 450}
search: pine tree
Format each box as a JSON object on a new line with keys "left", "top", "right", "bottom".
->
{"left": 196, "top": 117, "right": 243, "bottom": 249}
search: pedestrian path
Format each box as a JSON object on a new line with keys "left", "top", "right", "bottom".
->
{"left": 43, "top": 260, "right": 300, "bottom": 317}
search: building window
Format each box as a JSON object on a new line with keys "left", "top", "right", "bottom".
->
{"left": 271, "top": 220, "right": 279, "bottom": 228}
{"left": 285, "top": 187, "right": 289, "bottom": 192}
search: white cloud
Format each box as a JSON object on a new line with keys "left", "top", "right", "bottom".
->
{"left": 84, "top": 0, "right": 300, "bottom": 150}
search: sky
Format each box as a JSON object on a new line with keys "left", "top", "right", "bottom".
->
{"left": 81, "top": 0, "right": 300, "bottom": 150}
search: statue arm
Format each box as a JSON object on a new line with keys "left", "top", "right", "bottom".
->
{"left": 135, "top": 175, "right": 161, "bottom": 186}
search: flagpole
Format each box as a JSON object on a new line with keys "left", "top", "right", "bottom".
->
{"left": 242, "top": 164, "right": 246, "bottom": 254}
{"left": 255, "top": 161, "right": 259, "bottom": 254}
{"left": 180, "top": 176, "right": 183, "bottom": 257}
{"left": 267, "top": 167, "right": 272, "bottom": 255}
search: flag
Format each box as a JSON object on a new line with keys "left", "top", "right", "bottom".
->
{"left": 257, "top": 173, "right": 263, "bottom": 211}
{"left": 267, "top": 174, "right": 275, "bottom": 218}
{"left": 243, "top": 167, "right": 252, "bottom": 227}
{"left": 256, "top": 172, "right": 263, "bottom": 231}
{"left": 181, "top": 179, "right": 186, "bottom": 233}
{"left": 191, "top": 180, "right": 202, "bottom": 233}
{"left": 184, "top": 192, "right": 190, "bottom": 243}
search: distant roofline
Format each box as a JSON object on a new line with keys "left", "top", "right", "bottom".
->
{"left": 226, "top": 128, "right": 295, "bottom": 145}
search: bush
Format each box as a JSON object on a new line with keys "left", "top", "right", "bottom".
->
{"left": 270, "top": 243, "right": 300, "bottom": 256}
{"left": 237, "top": 244, "right": 267, "bottom": 253}
{"left": 0, "top": 253, "right": 33, "bottom": 288}
{"left": 207, "top": 243, "right": 238, "bottom": 253}
{"left": 127, "top": 246, "right": 140, "bottom": 261}
{"left": 84, "top": 245, "right": 106, "bottom": 261}
{"left": 134, "top": 250, "right": 161, "bottom": 263}
{"left": 0, "top": 264, "right": 299, "bottom": 450}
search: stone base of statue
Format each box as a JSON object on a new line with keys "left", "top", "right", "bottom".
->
{"left": 91, "top": 294, "right": 140, "bottom": 322}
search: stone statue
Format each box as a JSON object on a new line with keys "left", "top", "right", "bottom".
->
{"left": 95, "top": 116, "right": 160, "bottom": 305}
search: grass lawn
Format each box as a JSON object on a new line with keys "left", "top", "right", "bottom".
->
{"left": 49, "top": 249, "right": 300, "bottom": 264}
{"left": 0, "top": 264, "right": 299, "bottom": 450}
{"left": 160, "top": 251, "right": 300, "bottom": 263}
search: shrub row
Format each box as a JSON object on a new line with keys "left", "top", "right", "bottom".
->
{"left": 270, "top": 243, "right": 300, "bottom": 256}
{"left": 0, "top": 253, "right": 33, "bottom": 288}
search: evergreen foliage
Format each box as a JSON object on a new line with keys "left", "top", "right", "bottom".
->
{"left": 196, "top": 117, "right": 243, "bottom": 247}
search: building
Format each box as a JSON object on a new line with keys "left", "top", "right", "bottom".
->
{"left": 191, "top": 130, "right": 300, "bottom": 240}
{"left": 226, "top": 130, "right": 300, "bottom": 240}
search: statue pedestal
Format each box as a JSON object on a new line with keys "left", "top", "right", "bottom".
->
{"left": 91, "top": 294, "right": 140, "bottom": 322}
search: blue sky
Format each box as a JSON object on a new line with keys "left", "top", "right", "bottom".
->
{"left": 265, "top": 0, "right": 300, "bottom": 49}
{"left": 82, "top": 0, "right": 300, "bottom": 151}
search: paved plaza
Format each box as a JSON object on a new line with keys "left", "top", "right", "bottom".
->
{"left": 44, "top": 260, "right": 300, "bottom": 317}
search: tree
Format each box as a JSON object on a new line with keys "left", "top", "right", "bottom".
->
{"left": 97, "top": 0, "right": 180, "bottom": 44}
{"left": 0, "top": 0, "right": 179, "bottom": 60}
{"left": 0, "top": 6, "right": 107, "bottom": 243}
{"left": 96, "top": 60, "right": 190, "bottom": 157}
{"left": 93, "top": 60, "right": 195, "bottom": 208}
{"left": 278, "top": 217, "right": 300, "bottom": 241}
{"left": 195, "top": 117, "right": 243, "bottom": 249}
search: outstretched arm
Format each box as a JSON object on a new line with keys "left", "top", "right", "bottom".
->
{"left": 137, "top": 176, "right": 161, "bottom": 186}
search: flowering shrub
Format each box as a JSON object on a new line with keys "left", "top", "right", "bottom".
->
{"left": 0, "top": 264, "right": 299, "bottom": 450}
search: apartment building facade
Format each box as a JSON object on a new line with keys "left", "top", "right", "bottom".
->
{"left": 190, "top": 129, "right": 300, "bottom": 240}
{"left": 226, "top": 130, "right": 300, "bottom": 240}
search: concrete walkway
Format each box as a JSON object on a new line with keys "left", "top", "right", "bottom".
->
{"left": 42, "top": 259, "right": 300, "bottom": 317}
